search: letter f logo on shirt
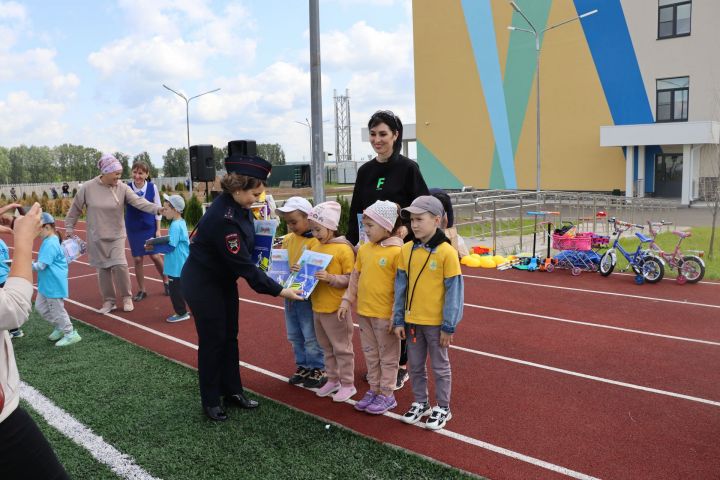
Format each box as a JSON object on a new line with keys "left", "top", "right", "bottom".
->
{"left": 376, "top": 177, "right": 385, "bottom": 190}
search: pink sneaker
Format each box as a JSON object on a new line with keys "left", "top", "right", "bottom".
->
{"left": 365, "top": 394, "right": 397, "bottom": 415}
{"left": 354, "top": 390, "right": 376, "bottom": 411}
{"left": 332, "top": 385, "right": 357, "bottom": 403}
{"left": 315, "top": 380, "right": 340, "bottom": 397}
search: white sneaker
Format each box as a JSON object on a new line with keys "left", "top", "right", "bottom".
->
{"left": 98, "top": 301, "right": 116, "bottom": 314}
{"left": 425, "top": 406, "right": 452, "bottom": 430}
{"left": 123, "top": 298, "right": 134, "bottom": 312}
{"left": 401, "top": 402, "right": 431, "bottom": 425}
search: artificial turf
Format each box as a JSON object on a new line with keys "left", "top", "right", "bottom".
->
{"left": 13, "top": 312, "right": 478, "bottom": 480}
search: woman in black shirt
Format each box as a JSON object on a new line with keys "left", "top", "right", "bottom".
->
{"left": 347, "top": 110, "right": 429, "bottom": 245}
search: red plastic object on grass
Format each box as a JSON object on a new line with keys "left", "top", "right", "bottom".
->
{"left": 472, "top": 246, "right": 491, "bottom": 255}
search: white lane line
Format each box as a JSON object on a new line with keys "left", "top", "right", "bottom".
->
{"left": 235, "top": 297, "right": 720, "bottom": 407}
{"left": 68, "top": 273, "right": 100, "bottom": 281}
{"left": 63, "top": 297, "right": 598, "bottom": 479}
{"left": 20, "top": 382, "right": 160, "bottom": 480}
{"left": 464, "top": 303, "right": 720, "bottom": 347}
{"left": 463, "top": 274, "right": 720, "bottom": 309}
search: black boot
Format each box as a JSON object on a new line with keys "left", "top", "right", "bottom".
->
{"left": 225, "top": 393, "right": 259, "bottom": 409}
{"left": 203, "top": 405, "right": 228, "bottom": 421}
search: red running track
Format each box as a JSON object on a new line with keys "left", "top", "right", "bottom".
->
{"left": 10, "top": 221, "right": 720, "bottom": 479}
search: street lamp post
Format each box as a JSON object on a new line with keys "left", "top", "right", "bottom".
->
{"left": 508, "top": 2, "right": 597, "bottom": 194}
{"left": 162, "top": 84, "right": 220, "bottom": 194}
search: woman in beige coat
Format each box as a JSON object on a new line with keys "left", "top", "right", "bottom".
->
{"left": 65, "top": 154, "right": 163, "bottom": 313}
{"left": 1, "top": 203, "right": 70, "bottom": 479}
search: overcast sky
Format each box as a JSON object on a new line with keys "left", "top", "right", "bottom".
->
{"left": 0, "top": 0, "right": 415, "bottom": 168}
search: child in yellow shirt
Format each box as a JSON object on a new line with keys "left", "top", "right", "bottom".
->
{"left": 304, "top": 201, "right": 356, "bottom": 402}
{"left": 339, "top": 200, "right": 403, "bottom": 414}
{"left": 393, "top": 196, "right": 464, "bottom": 430}
{"left": 275, "top": 197, "right": 324, "bottom": 388}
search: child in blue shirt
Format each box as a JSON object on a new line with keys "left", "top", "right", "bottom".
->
{"left": 155, "top": 194, "right": 190, "bottom": 323}
{"left": 34, "top": 213, "right": 81, "bottom": 347}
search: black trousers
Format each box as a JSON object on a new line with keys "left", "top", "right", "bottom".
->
{"left": 183, "top": 265, "right": 243, "bottom": 408}
{"left": 0, "top": 407, "right": 69, "bottom": 480}
{"left": 167, "top": 275, "right": 187, "bottom": 315}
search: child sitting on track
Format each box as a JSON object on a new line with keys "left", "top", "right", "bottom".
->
{"left": 393, "top": 196, "right": 464, "bottom": 430}
{"left": 339, "top": 200, "right": 404, "bottom": 415}
{"left": 34, "top": 213, "right": 81, "bottom": 347}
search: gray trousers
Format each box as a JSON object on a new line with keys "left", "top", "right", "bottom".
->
{"left": 97, "top": 265, "right": 132, "bottom": 303}
{"left": 36, "top": 293, "right": 73, "bottom": 334}
{"left": 405, "top": 324, "right": 452, "bottom": 407}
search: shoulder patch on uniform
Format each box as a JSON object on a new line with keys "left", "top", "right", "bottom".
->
{"left": 224, "top": 207, "right": 234, "bottom": 221}
{"left": 225, "top": 233, "right": 240, "bottom": 254}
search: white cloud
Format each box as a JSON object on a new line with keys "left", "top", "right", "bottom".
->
{"left": 0, "top": 91, "right": 66, "bottom": 144}
{"left": 0, "top": 2, "right": 26, "bottom": 21}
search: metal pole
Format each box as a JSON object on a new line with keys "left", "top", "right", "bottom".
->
{"left": 185, "top": 100, "right": 192, "bottom": 194}
{"left": 535, "top": 35, "right": 541, "bottom": 195}
{"left": 309, "top": 0, "right": 325, "bottom": 205}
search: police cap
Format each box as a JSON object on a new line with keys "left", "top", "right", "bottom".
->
{"left": 224, "top": 140, "right": 272, "bottom": 181}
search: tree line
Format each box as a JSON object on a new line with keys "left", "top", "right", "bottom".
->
{"left": 0, "top": 143, "right": 286, "bottom": 184}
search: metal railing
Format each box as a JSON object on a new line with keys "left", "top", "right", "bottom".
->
{"left": 450, "top": 190, "right": 679, "bottom": 255}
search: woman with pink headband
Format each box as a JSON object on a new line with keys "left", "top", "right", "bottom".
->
{"left": 65, "top": 154, "right": 164, "bottom": 313}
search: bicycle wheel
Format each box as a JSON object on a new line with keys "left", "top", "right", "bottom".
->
{"left": 680, "top": 255, "right": 705, "bottom": 283}
{"left": 599, "top": 252, "right": 615, "bottom": 276}
{"left": 641, "top": 256, "right": 664, "bottom": 283}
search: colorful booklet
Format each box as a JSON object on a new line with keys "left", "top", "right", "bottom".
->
{"left": 61, "top": 235, "right": 87, "bottom": 263}
{"left": 144, "top": 235, "right": 174, "bottom": 255}
{"left": 267, "top": 249, "right": 290, "bottom": 284}
{"left": 357, "top": 213, "right": 369, "bottom": 246}
{"left": 252, "top": 220, "right": 279, "bottom": 271}
{"left": 283, "top": 250, "right": 333, "bottom": 300}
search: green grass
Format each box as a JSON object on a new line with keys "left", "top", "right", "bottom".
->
{"left": 14, "top": 314, "right": 477, "bottom": 480}
{"left": 603, "top": 226, "right": 719, "bottom": 280}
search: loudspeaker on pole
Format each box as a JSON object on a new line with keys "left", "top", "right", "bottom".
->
{"left": 189, "top": 144, "right": 215, "bottom": 182}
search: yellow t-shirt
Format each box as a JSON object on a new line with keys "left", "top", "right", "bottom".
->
{"left": 397, "top": 241, "right": 462, "bottom": 326}
{"left": 310, "top": 242, "right": 355, "bottom": 313}
{"left": 355, "top": 242, "right": 402, "bottom": 319}
{"left": 282, "top": 232, "right": 319, "bottom": 265}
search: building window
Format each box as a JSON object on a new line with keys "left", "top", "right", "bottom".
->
{"left": 656, "top": 77, "right": 689, "bottom": 122}
{"left": 658, "top": 0, "right": 691, "bottom": 39}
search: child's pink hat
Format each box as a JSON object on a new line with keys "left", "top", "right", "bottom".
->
{"left": 309, "top": 201, "right": 341, "bottom": 231}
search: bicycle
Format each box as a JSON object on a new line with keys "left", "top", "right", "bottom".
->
{"left": 599, "top": 218, "right": 664, "bottom": 284}
{"left": 646, "top": 221, "right": 705, "bottom": 284}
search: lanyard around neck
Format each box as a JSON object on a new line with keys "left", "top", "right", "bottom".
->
{"left": 404, "top": 243, "right": 432, "bottom": 315}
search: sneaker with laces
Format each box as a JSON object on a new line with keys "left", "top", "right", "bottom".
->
{"left": 354, "top": 390, "right": 376, "bottom": 411}
{"left": 303, "top": 368, "right": 328, "bottom": 389}
{"left": 123, "top": 298, "right": 134, "bottom": 312}
{"left": 55, "top": 330, "right": 81, "bottom": 347}
{"left": 365, "top": 394, "right": 397, "bottom": 415}
{"left": 166, "top": 313, "right": 190, "bottom": 323}
{"left": 315, "top": 380, "right": 340, "bottom": 397}
{"left": 48, "top": 328, "right": 64, "bottom": 342}
{"left": 332, "top": 385, "right": 357, "bottom": 403}
{"left": 288, "top": 367, "right": 310, "bottom": 385}
{"left": 401, "top": 401, "right": 431, "bottom": 425}
{"left": 394, "top": 367, "right": 409, "bottom": 390}
{"left": 132, "top": 291, "right": 147, "bottom": 302}
{"left": 98, "top": 301, "right": 116, "bottom": 314}
{"left": 9, "top": 328, "right": 24, "bottom": 338}
{"left": 425, "top": 406, "right": 452, "bottom": 430}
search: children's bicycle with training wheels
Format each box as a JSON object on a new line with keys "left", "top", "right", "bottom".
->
{"left": 645, "top": 221, "right": 705, "bottom": 284}
{"left": 599, "top": 218, "right": 664, "bottom": 284}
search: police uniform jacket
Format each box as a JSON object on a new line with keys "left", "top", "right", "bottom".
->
{"left": 184, "top": 192, "right": 283, "bottom": 296}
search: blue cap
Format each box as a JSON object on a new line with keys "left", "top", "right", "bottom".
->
{"left": 41, "top": 212, "right": 55, "bottom": 225}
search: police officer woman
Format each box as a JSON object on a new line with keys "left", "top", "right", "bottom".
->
{"left": 181, "top": 141, "right": 303, "bottom": 422}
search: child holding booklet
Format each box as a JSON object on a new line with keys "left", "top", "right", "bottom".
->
{"left": 339, "top": 200, "right": 403, "bottom": 414}
{"left": 275, "top": 196, "right": 324, "bottom": 388}
{"left": 303, "top": 201, "right": 356, "bottom": 402}
{"left": 34, "top": 213, "right": 81, "bottom": 347}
